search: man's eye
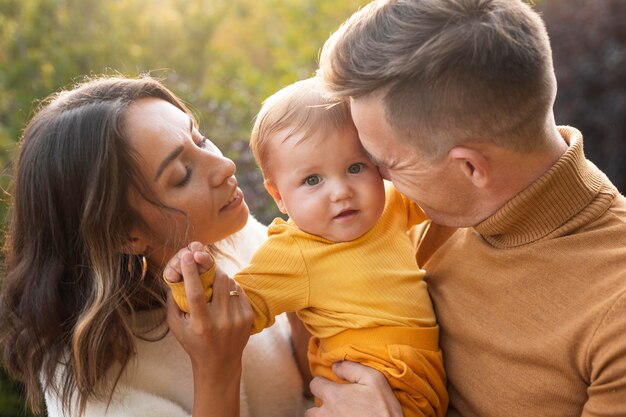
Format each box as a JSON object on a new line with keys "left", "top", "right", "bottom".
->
{"left": 304, "top": 175, "right": 321, "bottom": 186}
{"left": 348, "top": 163, "right": 364, "bottom": 174}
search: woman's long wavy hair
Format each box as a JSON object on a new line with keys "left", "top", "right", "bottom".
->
{"left": 0, "top": 76, "right": 194, "bottom": 415}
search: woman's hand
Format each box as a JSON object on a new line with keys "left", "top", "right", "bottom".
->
{"left": 167, "top": 246, "right": 253, "bottom": 417}
{"left": 305, "top": 361, "right": 403, "bottom": 417}
{"left": 163, "top": 241, "right": 214, "bottom": 284}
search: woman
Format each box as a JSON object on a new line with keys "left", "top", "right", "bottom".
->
{"left": 0, "top": 76, "right": 310, "bottom": 417}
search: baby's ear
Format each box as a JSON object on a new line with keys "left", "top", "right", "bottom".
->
{"left": 264, "top": 179, "right": 288, "bottom": 214}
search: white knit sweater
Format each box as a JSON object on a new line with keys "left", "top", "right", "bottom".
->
{"left": 45, "top": 216, "right": 308, "bottom": 417}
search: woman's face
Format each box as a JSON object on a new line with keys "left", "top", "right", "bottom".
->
{"left": 124, "top": 98, "right": 249, "bottom": 267}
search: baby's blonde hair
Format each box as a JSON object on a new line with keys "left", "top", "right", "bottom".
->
{"left": 250, "top": 76, "right": 354, "bottom": 178}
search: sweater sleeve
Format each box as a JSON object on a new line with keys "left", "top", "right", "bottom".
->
{"left": 45, "top": 384, "right": 192, "bottom": 417}
{"left": 235, "top": 224, "right": 310, "bottom": 334}
{"left": 582, "top": 291, "right": 626, "bottom": 416}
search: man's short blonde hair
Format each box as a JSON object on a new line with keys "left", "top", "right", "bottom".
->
{"left": 250, "top": 76, "right": 354, "bottom": 178}
{"left": 319, "top": 0, "right": 557, "bottom": 159}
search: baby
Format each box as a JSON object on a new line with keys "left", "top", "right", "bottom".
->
{"left": 165, "top": 77, "right": 447, "bottom": 417}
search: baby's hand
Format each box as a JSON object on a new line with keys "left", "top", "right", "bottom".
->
{"left": 163, "top": 241, "right": 214, "bottom": 284}
{"left": 163, "top": 241, "right": 216, "bottom": 313}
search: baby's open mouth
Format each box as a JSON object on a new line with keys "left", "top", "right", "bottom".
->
{"left": 334, "top": 209, "right": 358, "bottom": 219}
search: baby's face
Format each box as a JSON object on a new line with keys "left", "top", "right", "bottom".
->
{"left": 266, "top": 126, "right": 385, "bottom": 242}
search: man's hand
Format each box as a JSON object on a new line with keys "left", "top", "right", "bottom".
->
{"left": 305, "top": 361, "right": 403, "bottom": 417}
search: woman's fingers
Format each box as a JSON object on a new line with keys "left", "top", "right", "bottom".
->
{"left": 166, "top": 290, "right": 184, "bottom": 329}
{"left": 210, "top": 266, "right": 231, "bottom": 309}
{"left": 180, "top": 251, "right": 209, "bottom": 321}
{"left": 187, "top": 241, "right": 204, "bottom": 252}
{"left": 163, "top": 241, "right": 207, "bottom": 283}
{"left": 233, "top": 283, "right": 253, "bottom": 327}
{"left": 163, "top": 249, "right": 185, "bottom": 283}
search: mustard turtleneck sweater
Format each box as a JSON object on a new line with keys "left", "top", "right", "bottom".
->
{"left": 417, "top": 127, "right": 626, "bottom": 417}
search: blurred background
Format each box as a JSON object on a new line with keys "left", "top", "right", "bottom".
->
{"left": 0, "top": 0, "right": 624, "bottom": 415}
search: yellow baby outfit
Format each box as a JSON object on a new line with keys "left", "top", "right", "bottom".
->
{"left": 168, "top": 185, "right": 447, "bottom": 416}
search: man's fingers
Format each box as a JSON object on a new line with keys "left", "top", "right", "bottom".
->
{"left": 309, "top": 375, "right": 337, "bottom": 404}
{"left": 332, "top": 361, "right": 384, "bottom": 385}
{"left": 309, "top": 362, "right": 387, "bottom": 400}
{"left": 304, "top": 405, "right": 323, "bottom": 417}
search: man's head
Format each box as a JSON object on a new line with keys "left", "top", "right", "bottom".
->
{"left": 319, "top": 0, "right": 564, "bottom": 226}
{"left": 319, "top": 0, "right": 558, "bottom": 160}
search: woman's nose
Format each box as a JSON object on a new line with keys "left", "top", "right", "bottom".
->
{"left": 208, "top": 154, "right": 236, "bottom": 187}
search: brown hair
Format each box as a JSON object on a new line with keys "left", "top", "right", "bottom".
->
{"left": 319, "top": 0, "right": 557, "bottom": 159}
{"left": 0, "top": 76, "right": 193, "bottom": 415}
{"left": 250, "top": 76, "right": 354, "bottom": 178}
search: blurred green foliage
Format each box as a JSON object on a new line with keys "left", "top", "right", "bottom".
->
{"left": 0, "top": 0, "right": 625, "bottom": 415}
{"left": 0, "top": 0, "right": 368, "bottom": 225}
{"left": 0, "top": 0, "right": 367, "bottom": 414}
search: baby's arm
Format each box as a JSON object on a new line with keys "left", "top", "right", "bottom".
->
{"left": 164, "top": 241, "right": 216, "bottom": 313}
{"left": 165, "top": 230, "right": 310, "bottom": 331}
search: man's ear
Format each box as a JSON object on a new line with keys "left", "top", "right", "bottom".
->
{"left": 264, "top": 179, "right": 288, "bottom": 214}
{"left": 448, "top": 146, "right": 490, "bottom": 188}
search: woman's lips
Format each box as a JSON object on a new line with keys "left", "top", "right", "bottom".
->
{"left": 220, "top": 188, "right": 244, "bottom": 212}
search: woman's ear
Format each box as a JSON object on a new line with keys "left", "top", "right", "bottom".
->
{"left": 120, "top": 234, "right": 149, "bottom": 256}
{"left": 264, "top": 179, "right": 288, "bottom": 214}
{"left": 448, "top": 146, "right": 490, "bottom": 189}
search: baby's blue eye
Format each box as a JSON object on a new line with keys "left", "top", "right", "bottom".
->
{"left": 304, "top": 175, "right": 321, "bottom": 186}
{"left": 348, "top": 163, "right": 364, "bottom": 174}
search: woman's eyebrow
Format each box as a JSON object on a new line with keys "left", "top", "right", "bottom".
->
{"left": 154, "top": 145, "right": 184, "bottom": 181}
{"left": 154, "top": 115, "right": 194, "bottom": 181}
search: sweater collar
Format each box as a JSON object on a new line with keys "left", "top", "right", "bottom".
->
{"left": 475, "top": 126, "right": 612, "bottom": 248}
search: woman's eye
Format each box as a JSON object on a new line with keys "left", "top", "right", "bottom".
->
{"left": 175, "top": 167, "right": 192, "bottom": 187}
{"left": 197, "top": 136, "right": 209, "bottom": 149}
{"left": 348, "top": 163, "right": 364, "bottom": 174}
{"left": 304, "top": 175, "right": 321, "bottom": 186}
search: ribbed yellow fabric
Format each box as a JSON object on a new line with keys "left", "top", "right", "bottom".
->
{"left": 166, "top": 185, "right": 436, "bottom": 337}
{"left": 236, "top": 184, "right": 436, "bottom": 337}
{"left": 166, "top": 184, "right": 446, "bottom": 414}
{"left": 421, "top": 127, "right": 626, "bottom": 417}
{"left": 309, "top": 326, "right": 447, "bottom": 417}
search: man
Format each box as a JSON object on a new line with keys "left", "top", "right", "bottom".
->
{"left": 309, "top": 0, "right": 626, "bottom": 416}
